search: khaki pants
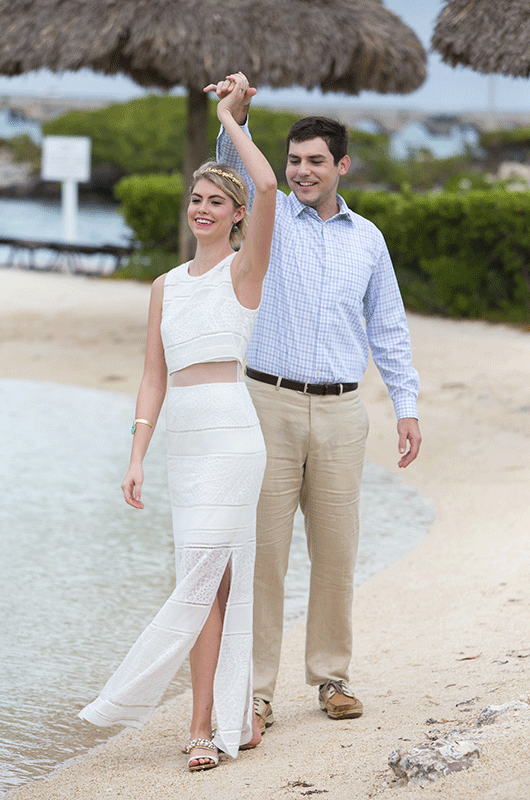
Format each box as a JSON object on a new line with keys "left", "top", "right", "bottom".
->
{"left": 246, "top": 378, "right": 369, "bottom": 702}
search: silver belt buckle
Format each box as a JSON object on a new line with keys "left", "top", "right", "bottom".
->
{"left": 338, "top": 383, "right": 343, "bottom": 396}
{"left": 303, "top": 382, "right": 309, "bottom": 394}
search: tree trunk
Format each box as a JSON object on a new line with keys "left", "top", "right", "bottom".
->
{"left": 179, "top": 86, "right": 209, "bottom": 262}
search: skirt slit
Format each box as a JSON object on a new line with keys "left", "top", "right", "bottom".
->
{"left": 79, "top": 382, "right": 266, "bottom": 759}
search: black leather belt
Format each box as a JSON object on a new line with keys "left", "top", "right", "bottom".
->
{"left": 246, "top": 367, "right": 358, "bottom": 396}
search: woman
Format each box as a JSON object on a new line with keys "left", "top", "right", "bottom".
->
{"left": 78, "top": 72, "right": 277, "bottom": 771}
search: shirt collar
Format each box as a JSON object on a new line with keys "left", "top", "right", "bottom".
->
{"left": 288, "top": 191, "right": 355, "bottom": 223}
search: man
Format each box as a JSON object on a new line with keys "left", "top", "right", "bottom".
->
{"left": 214, "top": 74, "right": 421, "bottom": 733}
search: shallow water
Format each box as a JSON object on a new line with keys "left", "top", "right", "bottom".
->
{"left": 0, "top": 196, "right": 133, "bottom": 274}
{"left": 0, "top": 196, "right": 132, "bottom": 244}
{"left": 0, "top": 379, "right": 434, "bottom": 796}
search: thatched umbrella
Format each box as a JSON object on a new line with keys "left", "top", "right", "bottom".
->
{"left": 432, "top": 0, "right": 530, "bottom": 78}
{"left": 0, "top": 0, "right": 426, "bottom": 257}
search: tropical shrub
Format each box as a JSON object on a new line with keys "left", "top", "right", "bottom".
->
{"left": 44, "top": 95, "right": 204, "bottom": 177}
{"left": 342, "top": 188, "right": 530, "bottom": 322}
{"left": 113, "top": 249, "right": 182, "bottom": 282}
{"left": 344, "top": 129, "right": 482, "bottom": 192}
{"left": 114, "top": 172, "right": 183, "bottom": 252}
{"left": 0, "top": 134, "right": 41, "bottom": 167}
{"left": 43, "top": 94, "right": 492, "bottom": 195}
{"left": 479, "top": 128, "right": 530, "bottom": 166}
{"left": 114, "top": 148, "right": 530, "bottom": 321}
{"left": 43, "top": 95, "right": 299, "bottom": 182}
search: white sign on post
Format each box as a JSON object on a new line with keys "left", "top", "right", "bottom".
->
{"left": 42, "top": 136, "right": 91, "bottom": 182}
{"left": 41, "top": 136, "right": 91, "bottom": 243}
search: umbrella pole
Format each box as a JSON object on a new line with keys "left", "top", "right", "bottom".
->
{"left": 179, "top": 86, "right": 209, "bottom": 262}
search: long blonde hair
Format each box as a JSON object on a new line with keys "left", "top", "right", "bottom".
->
{"left": 191, "top": 161, "right": 249, "bottom": 250}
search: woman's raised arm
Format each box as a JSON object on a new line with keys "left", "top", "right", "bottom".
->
{"left": 205, "top": 72, "right": 277, "bottom": 309}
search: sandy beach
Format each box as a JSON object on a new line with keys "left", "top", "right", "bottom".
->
{"left": 2, "top": 265, "right": 529, "bottom": 799}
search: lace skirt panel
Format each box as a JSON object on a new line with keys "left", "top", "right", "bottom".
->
{"left": 79, "top": 382, "right": 266, "bottom": 759}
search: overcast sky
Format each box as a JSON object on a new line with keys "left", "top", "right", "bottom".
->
{"left": 0, "top": 0, "right": 528, "bottom": 113}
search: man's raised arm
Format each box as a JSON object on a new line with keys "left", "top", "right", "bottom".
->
{"left": 206, "top": 74, "right": 257, "bottom": 207}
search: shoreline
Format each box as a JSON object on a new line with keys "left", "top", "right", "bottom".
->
{"left": 0, "top": 376, "right": 433, "bottom": 797}
{"left": 2, "top": 267, "right": 530, "bottom": 799}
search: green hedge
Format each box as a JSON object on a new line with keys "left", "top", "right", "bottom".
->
{"left": 115, "top": 172, "right": 183, "bottom": 252}
{"left": 112, "top": 249, "right": 182, "bottom": 283}
{"left": 115, "top": 174, "right": 530, "bottom": 321}
{"left": 342, "top": 188, "right": 530, "bottom": 322}
{"left": 479, "top": 127, "right": 530, "bottom": 162}
{"left": 114, "top": 172, "right": 185, "bottom": 281}
{"left": 0, "top": 134, "right": 41, "bottom": 166}
{"left": 480, "top": 128, "right": 530, "bottom": 149}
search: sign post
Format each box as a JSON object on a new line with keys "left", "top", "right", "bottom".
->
{"left": 41, "top": 136, "right": 91, "bottom": 243}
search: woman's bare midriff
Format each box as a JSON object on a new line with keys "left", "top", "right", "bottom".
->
{"left": 169, "top": 361, "right": 241, "bottom": 386}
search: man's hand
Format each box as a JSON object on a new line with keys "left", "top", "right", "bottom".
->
{"left": 204, "top": 71, "right": 257, "bottom": 125}
{"left": 397, "top": 417, "right": 421, "bottom": 468}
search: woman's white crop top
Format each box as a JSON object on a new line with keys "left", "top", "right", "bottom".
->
{"left": 161, "top": 252, "right": 259, "bottom": 374}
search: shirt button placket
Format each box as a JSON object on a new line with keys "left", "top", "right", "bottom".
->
{"left": 315, "top": 221, "right": 327, "bottom": 381}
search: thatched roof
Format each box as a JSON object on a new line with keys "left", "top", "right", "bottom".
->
{"left": 432, "top": 0, "right": 530, "bottom": 78}
{"left": 0, "top": 0, "right": 426, "bottom": 94}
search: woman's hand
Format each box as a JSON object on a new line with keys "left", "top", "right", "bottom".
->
{"left": 204, "top": 72, "right": 256, "bottom": 125}
{"left": 121, "top": 463, "right": 145, "bottom": 509}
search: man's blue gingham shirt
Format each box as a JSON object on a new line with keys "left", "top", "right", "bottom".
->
{"left": 217, "top": 123, "right": 419, "bottom": 419}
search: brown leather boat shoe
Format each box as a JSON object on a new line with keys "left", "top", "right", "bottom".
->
{"left": 254, "top": 697, "right": 274, "bottom": 734}
{"left": 318, "top": 679, "right": 363, "bottom": 719}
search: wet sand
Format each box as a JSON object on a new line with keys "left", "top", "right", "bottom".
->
{"left": 2, "top": 266, "right": 530, "bottom": 799}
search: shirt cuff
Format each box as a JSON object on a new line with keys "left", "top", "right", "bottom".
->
{"left": 393, "top": 398, "right": 419, "bottom": 420}
{"left": 220, "top": 118, "right": 251, "bottom": 136}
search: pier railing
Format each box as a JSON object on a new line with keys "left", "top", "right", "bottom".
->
{"left": 0, "top": 237, "right": 136, "bottom": 275}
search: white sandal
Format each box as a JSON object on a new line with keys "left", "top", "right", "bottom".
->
{"left": 185, "top": 737, "right": 219, "bottom": 771}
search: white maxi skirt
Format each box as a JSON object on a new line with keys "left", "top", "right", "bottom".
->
{"left": 79, "top": 382, "right": 266, "bottom": 758}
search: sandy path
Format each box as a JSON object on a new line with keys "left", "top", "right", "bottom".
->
{"left": 2, "top": 267, "right": 529, "bottom": 799}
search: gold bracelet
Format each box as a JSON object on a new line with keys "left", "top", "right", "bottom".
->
{"left": 131, "top": 418, "right": 153, "bottom": 434}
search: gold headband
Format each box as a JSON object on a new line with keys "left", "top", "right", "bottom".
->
{"left": 203, "top": 167, "right": 245, "bottom": 194}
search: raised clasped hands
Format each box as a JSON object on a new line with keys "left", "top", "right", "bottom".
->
{"left": 203, "top": 71, "right": 257, "bottom": 125}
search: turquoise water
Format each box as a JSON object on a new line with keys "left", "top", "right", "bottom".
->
{"left": 0, "top": 378, "right": 434, "bottom": 796}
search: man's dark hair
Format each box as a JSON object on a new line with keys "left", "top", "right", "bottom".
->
{"left": 286, "top": 117, "right": 349, "bottom": 165}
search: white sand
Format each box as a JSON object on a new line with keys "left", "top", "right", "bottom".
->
{"left": 2, "top": 266, "right": 530, "bottom": 799}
